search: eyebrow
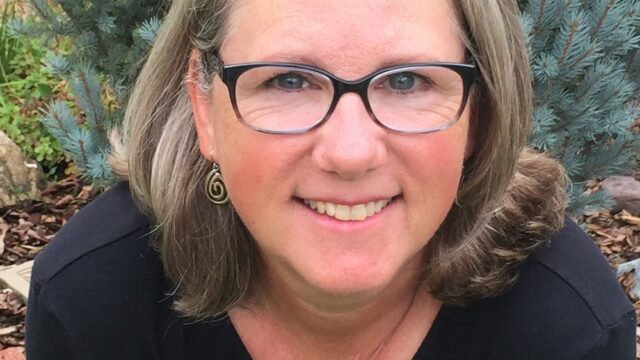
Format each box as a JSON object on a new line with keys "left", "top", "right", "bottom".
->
{"left": 258, "top": 54, "right": 325, "bottom": 68}
{"left": 255, "top": 52, "right": 458, "bottom": 70}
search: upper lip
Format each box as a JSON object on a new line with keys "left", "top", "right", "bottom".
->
{"left": 296, "top": 195, "right": 399, "bottom": 206}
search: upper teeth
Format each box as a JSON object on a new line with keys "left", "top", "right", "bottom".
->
{"left": 303, "top": 199, "right": 391, "bottom": 221}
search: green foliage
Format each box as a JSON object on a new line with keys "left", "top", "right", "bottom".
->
{"left": 26, "top": 0, "right": 168, "bottom": 101}
{"left": 519, "top": 0, "right": 640, "bottom": 214}
{"left": 0, "top": 26, "right": 68, "bottom": 177}
{"left": 0, "top": 2, "right": 20, "bottom": 83}
{"left": 15, "top": 0, "right": 167, "bottom": 185}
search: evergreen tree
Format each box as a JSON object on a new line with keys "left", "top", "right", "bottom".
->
{"left": 519, "top": 0, "right": 640, "bottom": 214}
{"left": 13, "top": 0, "right": 166, "bottom": 185}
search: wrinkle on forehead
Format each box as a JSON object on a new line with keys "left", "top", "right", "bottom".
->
{"left": 221, "top": 0, "right": 464, "bottom": 78}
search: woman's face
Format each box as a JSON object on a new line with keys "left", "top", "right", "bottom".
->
{"left": 192, "top": 0, "right": 473, "bottom": 297}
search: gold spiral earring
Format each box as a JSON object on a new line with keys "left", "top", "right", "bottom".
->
{"left": 205, "top": 163, "right": 229, "bottom": 205}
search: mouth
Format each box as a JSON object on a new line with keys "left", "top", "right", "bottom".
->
{"left": 297, "top": 196, "right": 398, "bottom": 222}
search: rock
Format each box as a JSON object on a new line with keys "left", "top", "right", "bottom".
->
{"left": 0, "top": 130, "right": 46, "bottom": 208}
{"left": 0, "top": 347, "right": 25, "bottom": 360}
{"left": 601, "top": 176, "right": 640, "bottom": 216}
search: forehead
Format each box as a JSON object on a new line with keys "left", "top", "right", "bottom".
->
{"left": 220, "top": 0, "right": 465, "bottom": 77}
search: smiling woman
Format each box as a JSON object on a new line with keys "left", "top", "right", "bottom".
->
{"left": 25, "top": 0, "right": 635, "bottom": 359}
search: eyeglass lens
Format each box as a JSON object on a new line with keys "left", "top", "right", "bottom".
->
{"left": 233, "top": 65, "right": 466, "bottom": 133}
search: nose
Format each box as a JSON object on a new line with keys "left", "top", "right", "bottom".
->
{"left": 311, "top": 93, "right": 388, "bottom": 180}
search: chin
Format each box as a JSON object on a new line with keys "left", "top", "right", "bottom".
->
{"left": 297, "top": 252, "right": 420, "bottom": 298}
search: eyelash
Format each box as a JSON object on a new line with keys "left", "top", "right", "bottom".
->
{"left": 376, "top": 74, "right": 435, "bottom": 94}
{"left": 262, "top": 72, "right": 314, "bottom": 90}
{"left": 260, "top": 70, "right": 436, "bottom": 95}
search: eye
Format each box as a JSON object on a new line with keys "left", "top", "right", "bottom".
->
{"left": 387, "top": 72, "right": 417, "bottom": 90}
{"left": 269, "top": 72, "right": 309, "bottom": 90}
{"left": 375, "top": 71, "right": 436, "bottom": 94}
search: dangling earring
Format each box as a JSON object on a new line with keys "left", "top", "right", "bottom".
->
{"left": 205, "top": 163, "right": 229, "bottom": 205}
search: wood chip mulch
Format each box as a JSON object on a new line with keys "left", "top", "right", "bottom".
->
{"left": 0, "top": 176, "right": 639, "bottom": 357}
{"left": 0, "top": 176, "right": 99, "bottom": 355}
{"left": 585, "top": 210, "right": 640, "bottom": 358}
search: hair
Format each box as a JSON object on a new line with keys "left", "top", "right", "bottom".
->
{"left": 110, "top": 0, "right": 567, "bottom": 318}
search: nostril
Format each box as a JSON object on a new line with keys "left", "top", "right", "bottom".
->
{"left": 311, "top": 139, "right": 388, "bottom": 180}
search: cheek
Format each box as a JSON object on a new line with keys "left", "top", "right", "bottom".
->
{"left": 218, "top": 134, "right": 277, "bottom": 231}
{"left": 213, "top": 118, "right": 299, "bottom": 228}
{"left": 210, "top": 87, "right": 311, "bottom": 236}
{"left": 399, "top": 124, "right": 468, "bottom": 184}
{"left": 217, "top": 130, "right": 267, "bottom": 199}
{"left": 211, "top": 87, "right": 267, "bottom": 192}
{"left": 226, "top": 143, "right": 273, "bottom": 201}
{"left": 423, "top": 135, "right": 466, "bottom": 178}
{"left": 394, "top": 124, "right": 468, "bottom": 229}
{"left": 416, "top": 138, "right": 464, "bottom": 209}
{"left": 210, "top": 94, "right": 262, "bottom": 207}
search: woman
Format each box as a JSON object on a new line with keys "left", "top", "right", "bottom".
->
{"left": 26, "top": 0, "right": 635, "bottom": 359}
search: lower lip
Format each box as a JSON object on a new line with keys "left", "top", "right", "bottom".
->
{"left": 295, "top": 197, "right": 399, "bottom": 231}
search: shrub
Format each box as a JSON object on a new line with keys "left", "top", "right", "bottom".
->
{"left": 519, "top": 0, "right": 640, "bottom": 214}
{"left": 0, "top": 3, "right": 68, "bottom": 177}
{"left": 13, "top": 0, "right": 166, "bottom": 185}
{"left": 0, "top": 2, "right": 19, "bottom": 83}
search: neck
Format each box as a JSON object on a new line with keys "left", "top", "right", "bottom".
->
{"left": 264, "top": 258, "right": 423, "bottom": 337}
{"left": 231, "top": 256, "right": 441, "bottom": 359}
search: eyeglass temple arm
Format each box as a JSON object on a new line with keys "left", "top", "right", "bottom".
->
{"left": 202, "top": 50, "right": 224, "bottom": 76}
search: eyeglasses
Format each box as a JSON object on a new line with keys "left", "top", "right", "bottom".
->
{"left": 204, "top": 54, "right": 476, "bottom": 134}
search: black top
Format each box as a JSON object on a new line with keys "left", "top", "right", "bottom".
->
{"left": 26, "top": 182, "right": 636, "bottom": 359}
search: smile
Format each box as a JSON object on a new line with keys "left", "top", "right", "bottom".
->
{"left": 302, "top": 198, "right": 393, "bottom": 222}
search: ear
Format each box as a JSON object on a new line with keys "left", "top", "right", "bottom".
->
{"left": 187, "top": 49, "right": 217, "bottom": 161}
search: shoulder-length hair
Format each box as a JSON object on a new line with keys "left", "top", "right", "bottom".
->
{"left": 110, "top": 0, "right": 566, "bottom": 318}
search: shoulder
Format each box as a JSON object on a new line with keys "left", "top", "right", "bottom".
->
{"left": 27, "top": 182, "right": 173, "bottom": 358}
{"left": 530, "top": 218, "right": 633, "bottom": 329}
{"left": 471, "top": 218, "right": 636, "bottom": 358}
{"left": 30, "top": 181, "right": 154, "bottom": 285}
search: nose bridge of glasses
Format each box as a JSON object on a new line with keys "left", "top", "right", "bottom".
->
{"left": 331, "top": 75, "right": 374, "bottom": 111}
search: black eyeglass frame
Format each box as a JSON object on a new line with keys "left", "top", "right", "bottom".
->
{"left": 204, "top": 53, "right": 477, "bottom": 135}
